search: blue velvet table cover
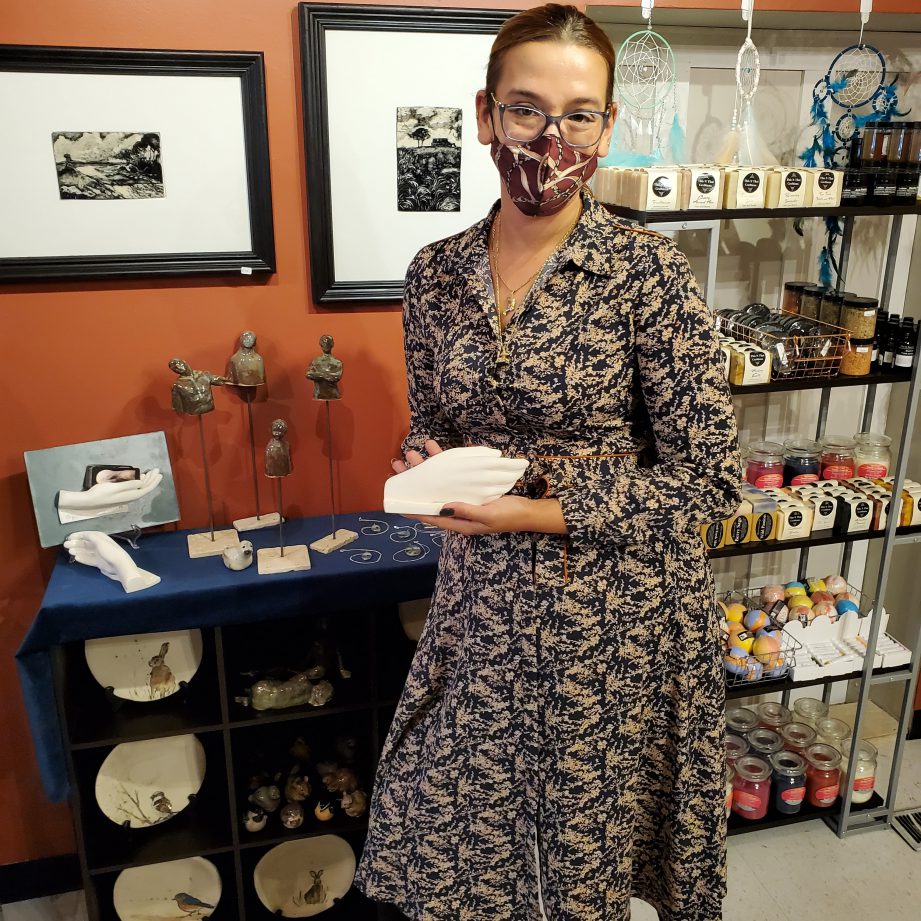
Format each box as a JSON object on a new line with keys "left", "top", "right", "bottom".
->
{"left": 16, "top": 511, "right": 439, "bottom": 803}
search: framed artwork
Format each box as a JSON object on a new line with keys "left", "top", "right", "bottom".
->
{"left": 0, "top": 45, "right": 275, "bottom": 282}
{"left": 299, "top": 4, "right": 514, "bottom": 303}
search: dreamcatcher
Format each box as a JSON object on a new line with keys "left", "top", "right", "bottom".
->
{"left": 799, "top": 0, "right": 909, "bottom": 286}
{"left": 602, "top": 0, "right": 685, "bottom": 166}
{"left": 716, "top": 0, "right": 777, "bottom": 166}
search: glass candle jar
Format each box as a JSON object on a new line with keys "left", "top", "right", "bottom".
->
{"left": 805, "top": 743, "right": 842, "bottom": 808}
{"left": 854, "top": 432, "right": 892, "bottom": 478}
{"left": 800, "top": 285, "right": 825, "bottom": 321}
{"left": 840, "top": 339, "right": 874, "bottom": 376}
{"left": 844, "top": 739, "right": 878, "bottom": 804}
{"left": 745, "top": 441, "right": 785, "bottom": 488}
{"left": 731, "top": 754, "right": 772, "bottom": 820}
{"left": 821, "top": 437, "right": 857, "bottom": 480}
{"left": 783, "top": 281, "right": 810, "bottom": 314}
{"left": 770, "top": 750, "right": 807, "bottom": 815}
{"left": 747, "top": 727, "right": 784, "bottom": 758}
{"left": 792, "top": 697, "right": 829, "bottom": 729}
{"left": 819, "top": 290, "right": 844, "bottom": 327}
{"left": 783, "top": 438, "right": 821, "bottom": 486}
{"left": 840, "top": 295, "right": 879, "bottom": 339}
{"left": 725, "top": 732, "right": 750, "bottom": 766}
{"left": 815, "top": 716, "right": 852, "bottom": 751}
{"left": 781, "top": 721, "right": 817, "bottom": 755}
{"left": 727, "top": 706, "right": 759, "bottom": 735}
{"left": 756, "top": 701, "right": 793, "bottom": 731}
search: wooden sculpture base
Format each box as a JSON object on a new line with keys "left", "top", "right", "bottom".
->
{"left": 233, "top": 512, "right": 282, "bottom": 532}
{"left": 187, "top": 529, "right": 240, "bottom": 559}
{"left": 310, "top": 529, "right": 359, "bottom": 554}
{"left": 257, "top": 545, "right": 311, "bottom": 575}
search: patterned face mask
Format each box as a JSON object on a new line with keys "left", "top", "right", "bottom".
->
{"left": 490, "top": 133, "right": 599, "bottom": 217}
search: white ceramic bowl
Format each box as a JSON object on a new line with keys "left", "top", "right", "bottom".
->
{"left": 84, "top": 629, "right": 203, "bottom": 702}
{"left": 95, "top": 734, "right": 206, "bottom": 828}
{"left": 113, "top": 856, "right": 221, "bottom": 920}
{"left": 253, "top": 835, "right": 356, "bottom": 917}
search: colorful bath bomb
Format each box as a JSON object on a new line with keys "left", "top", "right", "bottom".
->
{"left": 766, "top": 659, "right": 789, "bottom": 678}
{"left": 810, "top": 601, "right": 836, "bottom": 620}
{"left": 810, "top": 590, "right": 836, "bottom": 605}
{"left": 724, "top": 602, "right": 746, "bottom": 624}
{"left": 785, "top": 580, "right": 806, "bottom": 592}
{"left": 744, "top": 609, "right": 769, "bottom": 632}
{"left": 760, "top": 584, "right": 786, "bottom": 607}
{"left": 835, "top": 591, "right": 858, "bottom": 604}
{"left": 789, "top": 603, "right": 814, "bottom": 624}
{"left": 824, "top": 574, "right": 848, "bottom": 595}
{"left": 716, "top": 600, "right": 730, "bottom": 619}
{"left": 726, "top": 622, "right": 746, "bottom": 644}
{"left": 756, "top": 627, "right": 781, "bottom": 643}
{"left": 806, "top": 578, "right": 827, "bottom": 594}
{"left": 744, "top": 660, "right": 764, "bottom": 681}
{"left": 733, "top": 630, "right": 755, "bottom": 653}
{"left": 753, "top": 634, "right": 782, "bottom": 667}
{"left": 836, "top": 599, "right": 860, "bottom": 616}
{"left": 766, "top": 600, "right": 790, "bottom": 625}
{"left": 785, "top": 585, "right": 808, "bottom": 602}
{"left": 724, "top": 647, "right": 750, "bottom": 675}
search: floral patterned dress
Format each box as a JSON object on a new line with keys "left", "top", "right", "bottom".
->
{"left": 355, "top": 192, "right": 743, "bottom": 921}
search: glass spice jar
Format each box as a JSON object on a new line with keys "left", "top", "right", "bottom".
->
{"left": 840, "top": 294, "right": 879, "bottom": 339}
{"left": 781, "top": 721, "right": 817, "bottom": 755}
{"left": 843, "top": 739, "right": 878, "bottom": 804}
{"left": 819, "top": 290, "right": 844, "bottom": 326}
{"left": 783, "top": 281, "right": 810, "bottom": 314}
{"left": 745, "top": 441, "right": 785, "bottom": 488}
{"left": 726, "top": 706, "right": 759, "bottom": 735}
{"left": 731, "top": 754, "right": 773, "bottom": 820}
{"left": 820, "top": 437, "right": 857, "bottom": 480}
{"left": 725, "top": 732, "right": 750, "bottom": 765}
{"left": 840, "top": 339, "right": 874, "bottom": 376}
{"left": 804, "top": 743, "right": 842, "bottom": 808}
{"left": 800, "top": 285, "right": 826, "bottom": 321}
{"left": 747, "top": 727, "right": 784, "bottom": 758}
{"left": 783, "top": 438, "right": 821, "bottom": 486}
{"left": 792, "top": 697, "right": 829, "bottom": 729}
{"left": 770, "top": 750, "right": 807, "bottom": 815}
{"left": 854, "top": 432, "right": 892, "bottom": 478}
{"left": 756, "top": 701, "right": 793, "bottom": 731}
{"left": 815, "top": 716, "right": 852, "bottom": 751}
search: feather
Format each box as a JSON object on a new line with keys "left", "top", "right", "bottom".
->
{"left": 668, "top": 112, "right": 687, "bottom": 165}
{"left": 819, "top": 247, "right": 833, "bottom": 289}
{"left": 828, "top": 77, "right": 850, "bottom": 94}
{"left": 715, "top": 127, "right": 741, "bottom": 166}
{"left": 799, "top": 138, "right": 821, "bottom": 168}
{"left": 810, "top": 95, "right": 828, "bottom": 127}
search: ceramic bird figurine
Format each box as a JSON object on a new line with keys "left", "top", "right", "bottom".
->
{"left": 243, "top": 807, "right": 267, "bottom": 832}
{"left": 341, "top": 788, "right": 368, "bottom": 818}
{"left": 222, "top": 540, "right": 254, "bottom": 571}
{"left": 148, "top": 643, "right": 176, "bottom": 699}
{"left": 280, "top": 802, "right": 304, "bottom": 829}
{"left": 173, "top": 892, "right": 215, "bottom": 915}
{"left": 249, "top": 785, "right": 281, "bottom": 813}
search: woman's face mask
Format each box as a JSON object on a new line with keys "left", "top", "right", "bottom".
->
{"left": 490, "top": 132, "right": 599, "bottom": 217}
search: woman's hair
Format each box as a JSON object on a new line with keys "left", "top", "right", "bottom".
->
{"left": 485, "top": 4, "right": 616, "bottom": 106}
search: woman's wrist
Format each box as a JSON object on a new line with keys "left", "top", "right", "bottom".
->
{"left": 527, "top": 498, "right": 569, "bottom": 535}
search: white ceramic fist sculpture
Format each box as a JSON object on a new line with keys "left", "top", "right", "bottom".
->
{"left": 57, "top": 469, "right": 163, "bottom": 524}
{"left": 63, "top": 531, "right": 161, "bottom": 594}
{"left": 383, "top": 446, "right": 528, "bottom": 515}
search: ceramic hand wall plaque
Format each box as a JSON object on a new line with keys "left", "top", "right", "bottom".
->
{"left": 57, "top": 469, "right": 163, "bottom": 524}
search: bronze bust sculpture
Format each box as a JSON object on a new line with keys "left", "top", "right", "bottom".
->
{"left": 306, "top": 335, "right": 342, "bottom": 401}
{"left": 227, "top": 330, "right": 265, "bottom": 386}
{"left": 265, "top": 419, "right": 292, "bottom": 478}
{"left": 168, "top": 358, "right": 226, "bottom": 415}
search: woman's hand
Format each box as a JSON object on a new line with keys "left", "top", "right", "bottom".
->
{"left": 406, "top": 496, "right": 568, "bottom": 536}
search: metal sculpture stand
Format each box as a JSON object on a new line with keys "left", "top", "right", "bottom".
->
{"left": 187, "top": 415, "right": 240, "bottom": 558}
{"left": 231, "top": 385, "right": 282, "bottom": 532}
{"left": 257, "top": 472, "right": 310, "bottom": 575}
{"left": 310, "top": 401, "right": 357, "bottom": 554}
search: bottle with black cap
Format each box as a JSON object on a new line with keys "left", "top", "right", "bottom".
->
{"left": 895, "top": 317, "right": 917, "bottom": 370}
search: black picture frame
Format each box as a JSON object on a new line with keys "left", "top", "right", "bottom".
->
{"left": 0, "top": 45, "right": 276, "bottom": 282}
{"left": 299, "top": 3, "right": 514, "bottom": 304}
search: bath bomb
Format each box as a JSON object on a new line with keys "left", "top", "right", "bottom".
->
{"left": 767, "top": 600, "right": 790, "bottom": 625}
{"left": 743, "top": 609, "right": 770, "bottom": 632}
{"left": 755, "top": 627, "right": 781, "bottom": 643}
{"left": 733, "top": 630, "right": 755, "bottom": 653}
{"left": 752, "top": 634, "right": 782, "bottom": 667}
{"left": 760, "top": 584, "right": 786, "bottom": 607}
{"left": 810, "top": 601, "right": 836, "bottom": 620}
{"left": 726, "top": 622, "right": 746, "bottom": 643}
{"left": 806, "top": 578, "right": 827, "bottom": 594}
{"left": 785, "top": 580, "right": 806, "bottom": 592}
{"left": 744, "top": 661, "right": 764, "bottom": 681}
{"left": 716, "top": 600, "right": 730, "bottom": 618}
{"left": 789, "top": 603, "right": 814, "bottom": 624}
{"left": 785, "top": 585, "right": 808, "bottom": 602}
{"left": 810, "top": 590, "right": 836, "bottom": 605}
{"left": 835, "top": 591, "right": 858, "bottom": 604}
{"left": 836, "top": 599, "right": 860, "bottom": 616}
{"left": 724, "top": 647, "right": 750, "bottom": 675}
{"left": 724, "top": 602, "right": 746, "bottom": 624}
{"left": 766, "top": 659, "right": 789, "bottom": 678}
{"left": 824, "top": 574, "right": 848, "bottom": 595}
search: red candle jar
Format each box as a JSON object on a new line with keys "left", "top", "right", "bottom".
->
{"left": 781, "top": 721, "right": 817, "bottom": 755}
{"left": 820, "top": 437, "right": 857, "bottom": 481}
{"left": 745, "top": 441, "right": 785, "bottom": 488}
{"left": 731, "top": 754, "right": 772, "bottom": 820}
{"left": 804, "top": 743, "right": 842, "bottom": 808}
{"left": 756, "top": 701, "right": 793, "bottom": 731}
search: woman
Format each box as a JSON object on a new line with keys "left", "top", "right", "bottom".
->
{"left": 355, "top": 6, "right": 742, "bottom": 920}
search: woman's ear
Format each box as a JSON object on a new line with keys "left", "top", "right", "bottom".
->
{"left": 596, "top": 102, "right": 617, "bottom": 160}
{"left": 476, "top": 89, "right": 496, "bottom": 147}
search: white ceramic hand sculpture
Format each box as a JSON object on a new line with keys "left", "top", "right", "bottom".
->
{"left": 57, "top": 469, "right": 163, "bottom": 524}
{"left": 383, "top": 446, "right": 528, "bottom": 515}
{"left": 63, "top": 531, "right": 161, "bottom": 594}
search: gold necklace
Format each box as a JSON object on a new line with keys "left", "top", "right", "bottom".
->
{"left": 489, "top": 205, "right": 582, "bottom": 366}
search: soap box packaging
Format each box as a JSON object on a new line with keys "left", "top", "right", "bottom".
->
{"left": 766, "top": 168, "right": 808, "bottom": 208}
{"left": 775, "top": 501, "right": 813, "bottom": 540}
{"left": 724, "top": 167, "right": 767, "bottom": 208}
{"left": 729, "top": 345, "right": 772, "bottom": 385}
{"left": 807, "top": 168, "right": 843, "bottom": 207}
{"left": 724, "top": 510, "right": 754, "bottom": 545}
{"left": 835, "top": 493, "right": 873, "bottom": 533}
{"left": 645, "top": 168, "right": 680, "bottom": 211}
{"left": 682, "top": 166, "right": 722, "bottom": 210}
{"left": 701, "top": 519, "right": 726, "bottom": 550}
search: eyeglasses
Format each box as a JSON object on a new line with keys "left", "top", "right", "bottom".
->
{"left": 490, "top": 93, "right": 610, "bottom": 148}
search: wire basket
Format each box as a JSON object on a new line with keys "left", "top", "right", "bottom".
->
{"left": 718, "top": 308, "right": 851, "bottom": 380}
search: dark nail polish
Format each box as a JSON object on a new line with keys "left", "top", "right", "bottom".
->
{"left": 439, "top": 508, "right": 455, "bottom": 517}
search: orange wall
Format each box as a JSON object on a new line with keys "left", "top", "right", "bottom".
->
{"left": 2, "top": 0, "right": 918, "bottom": 869}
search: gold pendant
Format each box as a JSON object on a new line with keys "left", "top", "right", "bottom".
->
{"left": 507, "top": 296, "right": 516, "bottom": 314}
{"left": 497, "top": 344, "right": 510, "bottom": 365}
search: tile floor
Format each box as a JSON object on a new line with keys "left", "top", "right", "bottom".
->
{"left": 4, "top": 710, "right": 920, "bottom": 921}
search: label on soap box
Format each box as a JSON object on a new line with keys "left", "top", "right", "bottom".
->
{"left": 753, "top": 511, "right": 777, "bottom": 541}
{"left": 811, "top": 169, "right": 842, "bottom": 207}
{"left": 776, "top": 169, "right": 807, "bottom": 208}
{"left": 727, "top": 513, "right": 752, "bottom": 545}
{"left": 688, "top": 168, "right": 721, "bottom": 209}
{"left": 701, "top": 520, "right": 725, "bottom": 550}
{"left": 737, "top": 169, "right": 766, "bottom": 208}
{"left": 645, "top": 169, "right": 679, "bottom": 211}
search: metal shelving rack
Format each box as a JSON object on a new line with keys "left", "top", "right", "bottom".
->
{"left": 603, "top": 202, "right": 921, "bottom": 839}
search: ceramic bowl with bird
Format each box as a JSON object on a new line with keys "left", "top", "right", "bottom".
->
{"left": 113, "top": 855, "right": 221, "bottom": 920}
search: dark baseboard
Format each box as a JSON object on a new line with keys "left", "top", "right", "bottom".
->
{"left": 0, "top": 853, "right": 81, "bottom": 904}
{"left": 911, "top": 709, "right": 921, "bottom": 741}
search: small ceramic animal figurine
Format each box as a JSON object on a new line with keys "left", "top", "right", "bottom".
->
{"left": 302, "top": 870, "right": 327, "bottom": 905}
{"left": 279, "top": 802, "right": 304, "bottom": 829}
{"left": 222, "top": 540, "right": 254, "bottom": 571}
{"left": 341, "top": 789, "right": 368, "bottom": 818}
{"left": 243, "top": 806, "right": 267, "bottom": 832}
{"left": 148, "top": 643, "right": 176, "bottom": 699}
{"left": 323, "top": 767, "right": 359, "bottom": 795}
{"left": 239, "top": 672, "right": 335, "bottom": 711}
{"left": 249, "top": 785, "right": 281, "bottom": 813}
{"left": 306, "top": 334, "right": 343, "bottom": 401}
{"left": 174, "top": 892, "right": 215, "bottom": 915}
{"left": 314, "top": 800, "right": 335, "bottom": 822}
{"left": 284, "top": 771, "right": 311, "bottom": 803}
{"left": 227, "top": 330, "right": 266, "bottom": 386}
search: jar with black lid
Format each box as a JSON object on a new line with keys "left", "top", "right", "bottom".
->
{"left": 800, "top": 285, "right": 825, "bottom": 321}
{"left": 867, "top": 121, "right": 897, "bottom": 205}
{"left": 842, "top": 132, "right": 869, "bottom": 206}
{"left": 782, "top": 281, "right": 810, "bottom": 314}
{"left": 895, "top": 320, "right": 917, "bottom": 369}
{"left": 819, "top": 290, "right": 844, "bottom": 326}
{"left": 839, "top": 294, "right": 878, "bottom": 339}
{"left": 893, "top": 122, "right": 919, "bottom": 200}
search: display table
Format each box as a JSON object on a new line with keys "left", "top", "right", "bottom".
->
{"left": 17, "top": 511, "right": 439, "bottom": 803}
